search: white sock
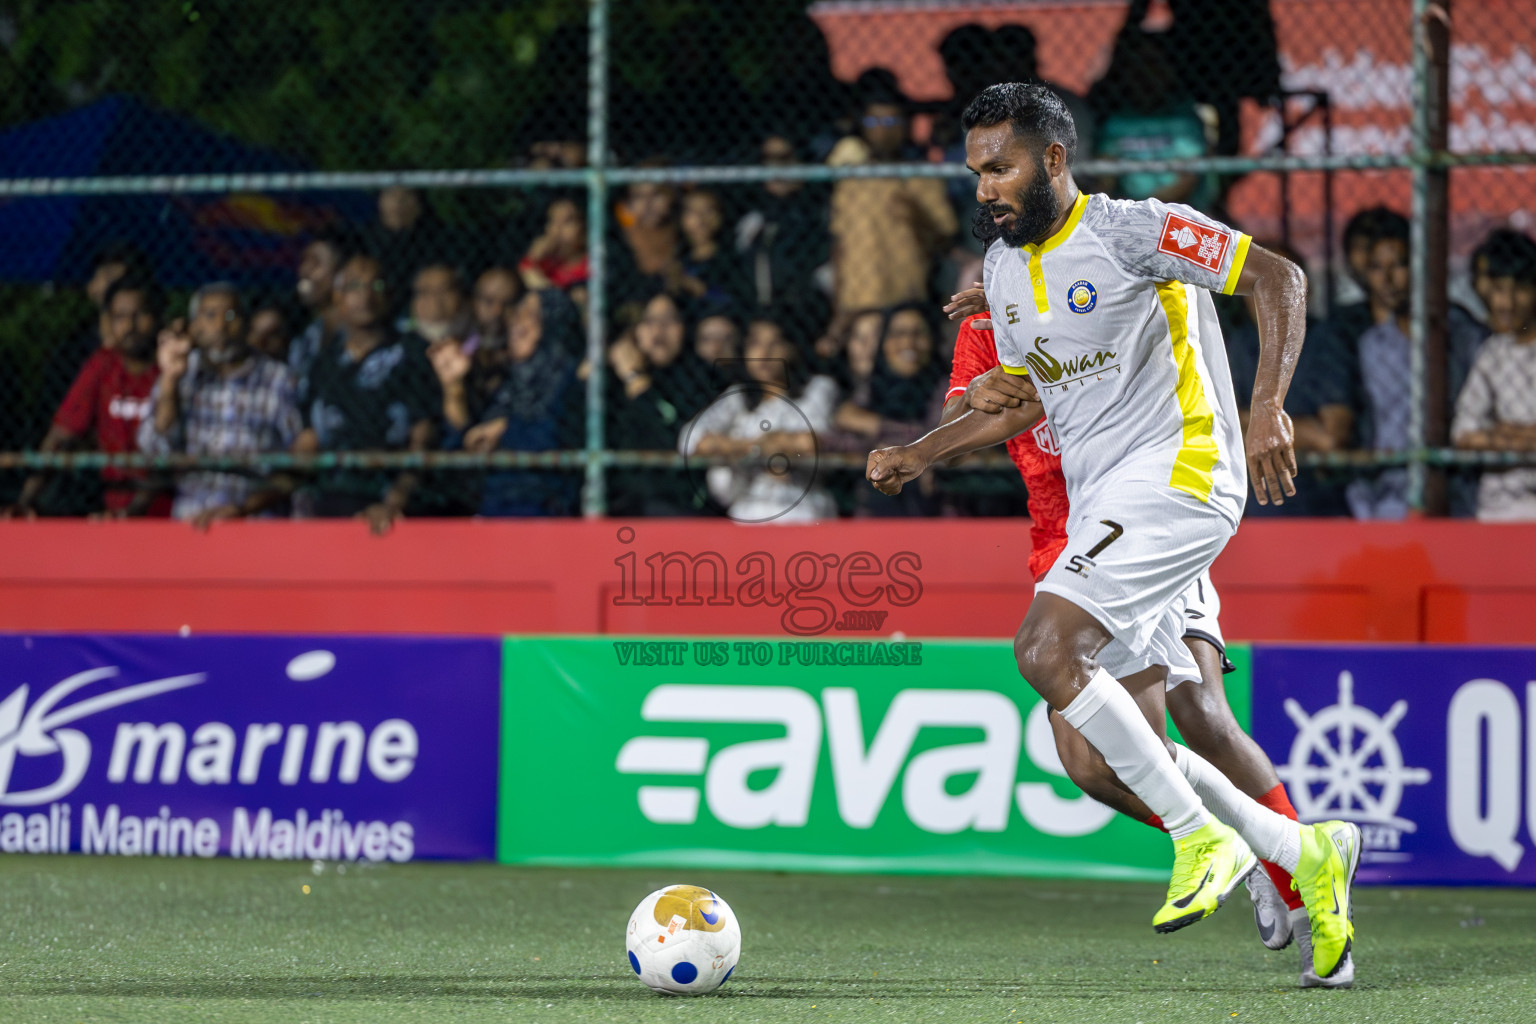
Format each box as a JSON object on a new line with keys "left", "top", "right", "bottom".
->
{"left": 1173, "top": 745, "right": 1303, "bottom": 872}
{"left": 1059, "top": 667, "right": 1210, "bottom": 839}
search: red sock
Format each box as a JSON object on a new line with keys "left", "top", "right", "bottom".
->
{"left": 1255, "top": 784, "right": 1305, "bottom": 911}
{"left": 1140, "top": 815, "right": 1166, "bottom": 833}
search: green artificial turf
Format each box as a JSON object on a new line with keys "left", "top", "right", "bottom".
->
{"left": 0, "top": 856, "right": 1531, "bottom": 1023}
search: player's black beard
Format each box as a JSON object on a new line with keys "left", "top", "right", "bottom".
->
{"left": 978, "top": 164, "right": 1061, "bottom": 248}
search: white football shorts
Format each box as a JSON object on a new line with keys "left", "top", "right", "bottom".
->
{"left": 1096, "top": 570, "right": 1226, "bottom": 690}
{"left": 1034, "top": 485, "right": 1234, "bottom": 685}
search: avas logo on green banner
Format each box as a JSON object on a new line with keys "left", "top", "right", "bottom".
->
{"left": 614, "top": 684, "right": 1114, "bottom": 836}
{"left": 499, "top": 637, "right": 1250, "bottom": 879}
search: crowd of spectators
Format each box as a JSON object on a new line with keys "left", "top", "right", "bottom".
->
{"left": 6, "top": 8, "right": 1536, "bottom": 525}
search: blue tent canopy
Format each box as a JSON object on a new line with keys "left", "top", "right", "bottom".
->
{"left": 0, "top": 95, "right": 372, "bottom": 287}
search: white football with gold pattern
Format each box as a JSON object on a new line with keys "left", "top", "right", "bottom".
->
{"left": 625, "top": 884, "right": 741, "bottom": 995}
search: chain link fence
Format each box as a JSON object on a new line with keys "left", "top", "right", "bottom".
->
{"left": 0, "top": 0, "right": 1532, "bottom": 523}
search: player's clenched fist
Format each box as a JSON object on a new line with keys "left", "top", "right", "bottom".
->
{"left": 866, "top": 445, "right": 930, "bottom": 496}
{"left": 966, "top": 366, "right": 1038, "bottom": 413}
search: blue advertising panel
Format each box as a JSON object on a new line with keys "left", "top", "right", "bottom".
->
{"left": 0, "top": 634, "right": 499, "bottom": 861}
{"left": 1250, "top": 645, "right": 1536, "bottom": 886}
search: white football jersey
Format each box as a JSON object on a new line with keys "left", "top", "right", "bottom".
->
{"left": 983, "top": 192, "right": 1251, "bottom": 526}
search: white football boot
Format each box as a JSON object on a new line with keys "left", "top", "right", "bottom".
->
{"left": 1245, "top": 865, "right": 1293, "bottom": 950}
{"left": 1290, "top": 906, "right": 1356, "bottom": 988}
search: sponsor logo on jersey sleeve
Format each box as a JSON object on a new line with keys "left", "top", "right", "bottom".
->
{"left": 1158, "top": 213, "right": 1232, "bottom": 272}
{"left": 1066, "top": 280, "right": 1097, "bottom": 314}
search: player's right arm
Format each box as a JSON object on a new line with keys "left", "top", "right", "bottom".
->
{"left": 1230, "top": 243, "right": 1308, "bottom": 507}
{"left": 868, "top": 389, "right": 1041, "bottom": 495}
{"left": 1104, "top": 197, "right": 1307, "bottom": 506}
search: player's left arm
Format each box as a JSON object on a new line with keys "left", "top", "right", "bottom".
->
{"left": 868, "top": 397, "right": 1043, "bottom": 496}
{"left": 1230, "top": 243, "right": 1308, "bottom": 507}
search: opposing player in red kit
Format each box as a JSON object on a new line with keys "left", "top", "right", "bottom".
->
{"left": 939, "top": 307, "right": 1348, "bottom": 987}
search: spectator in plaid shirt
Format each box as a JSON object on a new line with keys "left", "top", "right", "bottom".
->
{"left": 138, "top": 283, "right": 302, "bottom": 526}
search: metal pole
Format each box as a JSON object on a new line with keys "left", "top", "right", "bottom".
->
{"left": 582, "top": 0, "right": 610, "bottom": 517}
{"left": 14, "top": 152, "right": 1528, "bottom": 199}
{"left": 1424, "top": 0, "right": 1452, "bottom": 514}
{"left": 1407, "top": 0, "right": 1430, "bottom": 513}
{"left": 1409, "top": 0, "right": 1452, "bottom": 515}
{"left": 1321, "top": 92, "right": 1335, "bottom": 316}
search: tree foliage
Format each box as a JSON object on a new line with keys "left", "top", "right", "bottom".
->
{"left": 0, "top": 0, "right": 814, "bottom": 170}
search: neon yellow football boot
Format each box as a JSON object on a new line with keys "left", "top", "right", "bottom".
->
{"left": 1153, "top": 820, "right": 1257, "bottom": 933}
{"left": 1291, "top": 820, "right": 1361, "bottom": 980}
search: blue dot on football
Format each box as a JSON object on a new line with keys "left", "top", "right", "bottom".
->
{"left": 671, "top": 960, "right": 699, "bottom": 984}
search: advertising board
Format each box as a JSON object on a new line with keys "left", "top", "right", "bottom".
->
{"left": 1251, "top": 645, "right": 1536, "bottom": 885}
{"left": 0, "top": 634, "right": 500, "bottom": 861}
{"left": 497, "top": 636, "right": 1252, "bottom": 879}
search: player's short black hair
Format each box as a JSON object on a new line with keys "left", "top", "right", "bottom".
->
{"left": 960, "top": 82, "right": 1077, "bottom": 164}
{"left": 1343, "top": 206, "right": 1409, "bottom": 249}
{"left": 1472, "top": 228, "right": 1536, "bottom": 285}
{"left": 102, "top": 271, "right": 164, "bottom": 319}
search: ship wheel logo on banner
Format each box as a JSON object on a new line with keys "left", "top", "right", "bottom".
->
{"left": 1277, "top": 670, "right": 1431, "bottom": 833}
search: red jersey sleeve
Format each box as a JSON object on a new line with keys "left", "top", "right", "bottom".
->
{"left": 53, "top": 349, "right": 109, "bottom": 437}
{"left": 947, "top": 314, "right": 1071, "bottom": 578}
{"left": 947, "top": 314, "right": 1000, "bottom": 398}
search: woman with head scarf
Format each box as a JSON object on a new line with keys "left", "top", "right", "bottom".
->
{"left": 829, "top": 303, "right": 949, "bottom": 515}
{"left": 829, "top": 304, "right": 946, "bottom": 448}
{"left": 458, "top": 288, "right": 583, "bottom": 516}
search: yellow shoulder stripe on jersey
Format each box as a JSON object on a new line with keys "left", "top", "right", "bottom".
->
{"left": 1021, "top": 191, "right": 1090, "bottom": 314}
{"left": 1220, "top": 234, "right": 1253, "bottom": 295}
{"left": 1155, "top": 280, "right": 1218, "bottom": 502}
{"left": 1001, "top": 364, "right": 1031, "bottom": 376}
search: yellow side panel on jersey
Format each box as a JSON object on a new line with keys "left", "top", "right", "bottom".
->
{"left": 1155, "top": 281, "right": 1218, "bottom": 502}
{"left": 1001, "top": 364, "right": 1031, "bottom": 376}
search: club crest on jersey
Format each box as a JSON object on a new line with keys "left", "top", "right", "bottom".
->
{"left": 1066, "top": 280, "right": 1097, "bottom": 314}
{"left": 1158, "top": 213, "right": 1231, "bottom": 272}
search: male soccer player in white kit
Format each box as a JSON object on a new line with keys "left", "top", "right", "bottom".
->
{"left": 866, "top": 83, "right": 1360, "bottom": 982}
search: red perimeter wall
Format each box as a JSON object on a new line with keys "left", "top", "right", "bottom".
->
{"left": 0, "top": 519, "right": 1532, "bottom": 644}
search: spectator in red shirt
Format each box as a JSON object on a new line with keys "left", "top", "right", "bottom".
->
{"left": 520, "top": 195, "right": 590, "bottom": 295}
{"left": 7, "top": 273, "right": 172, "bottom": 517}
